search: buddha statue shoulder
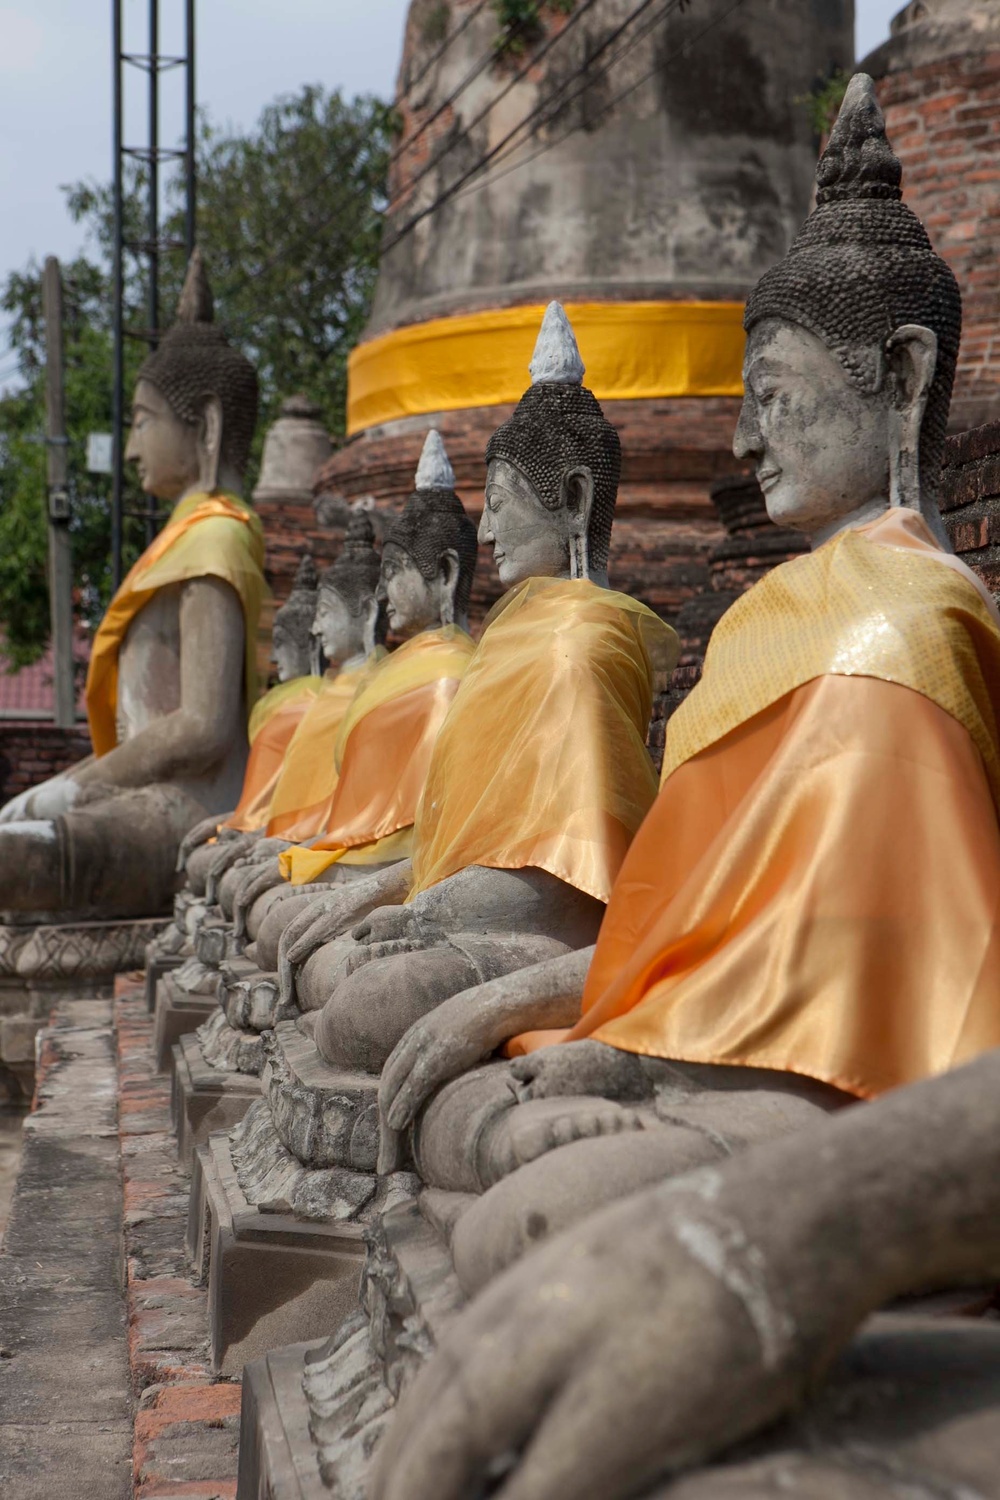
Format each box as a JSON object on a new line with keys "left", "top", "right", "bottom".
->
{"left": 0, "top": 248, "right": 266, "bottom": 920}
{"left": 239, "top": 429, "right": 480, "bottom": 956}
{"left": 274, "top": 303, "right": 678, "bottom": 1073}
{"left": 368, "top": 78, "right": 1000, "bottom": 1500}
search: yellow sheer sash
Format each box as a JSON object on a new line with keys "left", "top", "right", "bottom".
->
{"left": 86, "top": 491, "right": 267, "bottom": 756}
{"left": 409, "top": 578, "right": 679, "bottom": 903}
{"left": 662, "top": 510, "right": 1000, "bottom": 797}
{"left": 224, "top": 675, "right": 323, "bottom": 833}
{"left": 265, "top": 660, "right": 376, "bottom": 841}
{"left": 280, "top": 626, "right": 476, "bottom": 884}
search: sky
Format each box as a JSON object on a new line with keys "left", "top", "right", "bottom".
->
{"left": 0, "top": 0, "right": 903, "bottom": 380}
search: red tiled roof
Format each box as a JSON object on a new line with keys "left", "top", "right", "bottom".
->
{"left": 0, "top": 634, "right": 90, "bottom": 716}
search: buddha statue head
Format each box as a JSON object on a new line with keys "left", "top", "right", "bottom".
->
{"left": 271, "top": 554, "right": 319, "bottom": 681}
{"left": 378, "top": 430, "right": 479, "bottom": 633}
{"left": 126, "top": 247, "right": 260, "bottom": 502}
{"left": 737, "top": 73, "right": 962, "bottom": 546}
{"left": 481, "top": 302, "right": 621, "bottom": 588}
{"left": 312, "top": 513, "right": 384, "bottom": 668}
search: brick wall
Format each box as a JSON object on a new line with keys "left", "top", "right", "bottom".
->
{"left": 0, "top": 723, "right": 92, "bottom": 805}
{"left": 941, "top": 417, "right": 1000, "bottom": 590}
{"left": 875, "top": 49, "right": 1000, "bottom": 430}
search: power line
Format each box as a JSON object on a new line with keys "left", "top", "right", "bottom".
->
{"left": 387, "top": 0, "right": 607, "bottom": 211}
{"left": 456, "top": 0, "right": 744, "bottom": 205}
{"left": 380, "top": 0, "right": 684, "bottom": 258}
{"left": 397, "top": 0, "right": 494, "bottom": 102}
{"left": 388, "top": 0, "right": 499, "bottom": 170}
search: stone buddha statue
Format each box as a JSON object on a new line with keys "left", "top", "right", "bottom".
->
{"left": 269, "top": 302, "right": 678, "bottom": 1077}
{"left": 231, "top": 427, "right": 480, "bottom": 952}
{"left": 0, "top": 248, "right": 265, "bottom": 920}
{"left": 369, "top": 72, "right": 1000, "bottom": 1315}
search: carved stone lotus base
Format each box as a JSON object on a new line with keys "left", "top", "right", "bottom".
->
{"left": 238, "top": 1198, "right": 462, "bottom": 1500}
{"left": 0, "top": 914, "right": 168, "bottom": 1094}
{"left": 192, "top": 1118, "right": 417, "bottom": 1379}
{"left": 171, "top": 1028, "right": 261, "bottom": 1167}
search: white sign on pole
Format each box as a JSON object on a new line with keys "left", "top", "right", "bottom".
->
{"left": 87, "top": 432, "right": 113, "bottom": 474}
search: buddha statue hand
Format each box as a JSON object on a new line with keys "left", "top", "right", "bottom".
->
{"left": 509, "top": 1040, "right": 654, "bottom": 1104}
{"left": 177, "top": 813, "right": 231, "bottom": 871}
{"left": 378, "top": 947, "right": 594, "bottom": 1172}
{"left": 375, "top": 1047, "right": 1000, "bottom": 1500}
{"left": 277, "top": 860, "right": 415, "bottom": 1008}
{"left": 232, "top": 858, "right": 290, "bottom": 938}
{"left": 205, "top": 830, "right": 267, "bottom": 903}
{"left": 349, "top": 905, "right": 440, "bottom": 948}
{"left": 0, "top": 771, "right": 83, "bottom": 825}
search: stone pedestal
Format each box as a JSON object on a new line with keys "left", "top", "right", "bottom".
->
{"left": 0, "top": 915, "right": 167, "bottom": 1096}
{"left": 188, "top": 1022, "right": 420, "bottom": 1378}
{"left": 152, "top": 971, "right": 218, "bottom": 1075}
{"left": 171, "top": 1032, "right": 262, "bottom": 1167}
{"left": 197, "top": 1130, "right": 367, "bottom": 1378}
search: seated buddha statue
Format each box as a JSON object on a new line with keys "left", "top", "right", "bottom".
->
{"left": 236, "top": 428, "right": 480, "bottom": 959}
{"left": 180, "top": 552, "right": 323, "bottom": 895}
{"left": 373, "top": 76, "right": 1000, "bottom": 1296}
{"left": 0, "top": 248, "right": 266, "bottom": 920}
{"left": 273, "top": 302, "right": 679, "bottom": 1074}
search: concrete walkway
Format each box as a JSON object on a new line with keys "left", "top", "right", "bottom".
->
{"left": 0, "top": 1001, "right": 132, "bottom": 1498}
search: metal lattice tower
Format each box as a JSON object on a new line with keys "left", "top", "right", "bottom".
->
{"left": 111, "top": 0, "right": 196, "bottom": 585}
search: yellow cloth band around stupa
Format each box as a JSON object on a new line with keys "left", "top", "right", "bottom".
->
{"left": 346, "top": 300, "right": 746, "bottom": 435}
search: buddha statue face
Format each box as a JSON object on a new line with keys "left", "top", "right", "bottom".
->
{"left": 271, "top": 618, "right": 312, "bottom": 682}
{"left": 311, "top": 586, "right": 368, "bottom": 667}
{"left": 378, "top": 540, "right": 459, "bottom": 634}
{"left": 735, "top": 319, "right": 937, "bottom": 539}
{"left": 126, "top": 379, "right": 204, "bottom": 501}
{"left": 480, "top": 458, "right": 593, "bottom": 587}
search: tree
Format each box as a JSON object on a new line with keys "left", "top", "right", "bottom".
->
{"left": 0, "top": 85, "right": 393, "bottom": 667}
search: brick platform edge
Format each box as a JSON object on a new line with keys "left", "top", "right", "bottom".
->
{"left": 114, "top": 973, "right": 242, "bottom": 1500}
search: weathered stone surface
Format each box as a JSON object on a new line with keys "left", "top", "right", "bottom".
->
{"left": 0, "top": 1001, "right": 132, "bottom": 1499}
{"left": 172, "top": 1030, "right": 261, "bottom": 1167}
{"left": 263, "top": 1021, "right": 381, "bottom": 1173}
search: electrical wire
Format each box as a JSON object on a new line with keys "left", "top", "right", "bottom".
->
{"left": 388, "top": 0, "right": 502, "bottom": 170}
{"left": 380, "top": 0, "right": 688, "bottom": 256}
{"left": 398, "top": 0, "right": 495, "bottom": 103}
{"left": 386, "top": 0, "right": 608, "bottom": 210}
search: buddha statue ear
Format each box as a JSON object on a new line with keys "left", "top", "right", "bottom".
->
{"left": 362, "top": 594, "right": 382, "bottom": 657}
{"left": 886, "top": 324, "right": 942, "bottom": 534}
{"left": 196, "top": 393, "right": 224, "bottom": 494}
{"left": 436, "top": 547, "right": 461, "bottom": 628}
{"left": 562, "top": 465, "right": 595, "bottom": 580}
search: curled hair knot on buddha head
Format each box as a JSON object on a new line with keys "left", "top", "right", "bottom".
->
{"left": 273, "top": 553, "right": 318, "bottom": 648}
{"left": 744, "top": 73, "right": 961, "bottom": 499}
{"left": 137, "top": 247, "right": 260, "bottom": 478}
{"left": 384, "top": 430, "right": 479, "bottom": 622}
{"left": 320, "top": 513, "right": 383, "bottom": 619}
{"left": 486, "top": 302, "right": 621, "bottom": 574}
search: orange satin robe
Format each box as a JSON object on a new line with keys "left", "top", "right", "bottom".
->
{"left": 223, "top": 675, "right": 322, "bottom": 833}
{"left": 514, "top": 511, "right": 1000, "bottom": 1099}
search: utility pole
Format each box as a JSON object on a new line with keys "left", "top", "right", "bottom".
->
{"left": 42, "top": 257, "right": 76, "bottom": 730}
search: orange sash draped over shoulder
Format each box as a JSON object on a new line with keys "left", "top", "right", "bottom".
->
{"left": 223, "top": 675, "right": 323, "bottom": 833}
{"left": 281, "top": 626, "right": 476, "bottom": 884}
{"left": 86, "top": 491, "right": 267, "bottom": 756}
{"left": 409, "top": 578, "right": 679, "bottom": 903}
{"left": 525, "top": 512, "right": 1000, "bottom": 1099}
{"left": 265, "top": 660, "right": 376, "bottom": 841}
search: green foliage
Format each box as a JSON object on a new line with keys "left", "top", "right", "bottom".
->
{"left": 493, "top": 0, "right": 575, "bottom": 55}
{"left": 800, "top": 70, "right": 851, "bottom": 139}
{"left": 0, "top": 85, "right": 392, "bottom": 664}
{"left": 421, "top": 1, "right": 451, "bottom": 45}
